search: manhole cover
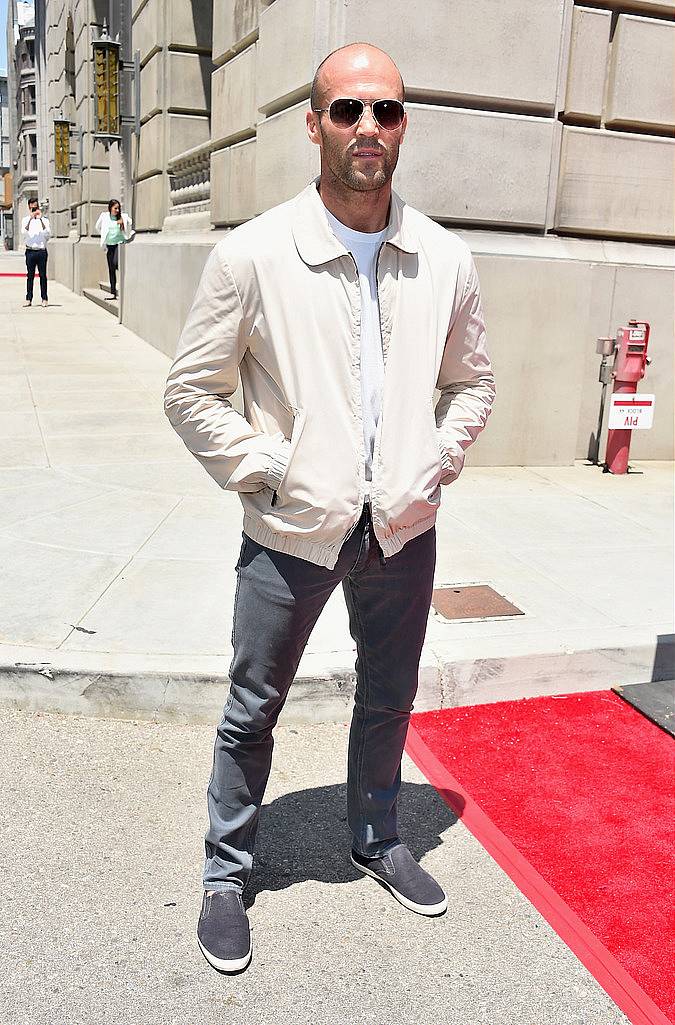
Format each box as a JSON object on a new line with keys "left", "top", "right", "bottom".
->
{"left": 432, "top": 584, "right": 524, "bottom": 621}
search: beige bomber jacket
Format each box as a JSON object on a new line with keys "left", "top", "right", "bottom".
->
{"left": 164, "top": 180, "right": 496, "bottom": 569}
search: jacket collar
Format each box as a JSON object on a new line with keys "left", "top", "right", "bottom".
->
{"left": 292, "top": 178, "right": 418, "bottom": 266}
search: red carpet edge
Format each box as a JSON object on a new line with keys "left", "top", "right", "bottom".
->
{"left": 405, "top": 723, "right": 671, "bottom": 1025}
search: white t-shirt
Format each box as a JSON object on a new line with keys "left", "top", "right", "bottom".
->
{"left": 21, "top": 215, "right": 51, "bottom": 250}
{"left": 324, "top": 207, "right": 387, "bottom": 490}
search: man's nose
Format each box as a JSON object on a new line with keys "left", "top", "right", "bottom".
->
{"left": 355, "top": 105, "right": 379, "bottom": 136}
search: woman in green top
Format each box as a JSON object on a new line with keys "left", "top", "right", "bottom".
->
{"left": 94, "top": 198, "right": 134, "bottom": 301}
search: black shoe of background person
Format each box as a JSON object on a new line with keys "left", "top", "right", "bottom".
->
{"left": 197, "top": 890, "right": 252, "bottom": 972}
{"left": 351, "top": 842, "right": 448, "bottom": 916}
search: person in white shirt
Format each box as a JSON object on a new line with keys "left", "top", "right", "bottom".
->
{"left": 21, "top": 197, "right": 51, "bottom": 307}
{"left": 94, "top": 199, "right": 134, "bottom": 300}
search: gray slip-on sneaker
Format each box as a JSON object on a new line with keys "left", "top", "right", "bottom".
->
{"left": 351, "top": 843, "right": 448, "bottom": 916}
{"left": 197, "top": 890, "right": 252, "bottom": 972}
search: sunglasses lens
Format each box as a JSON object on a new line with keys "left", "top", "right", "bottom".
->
{"left": 372, "top": 100, "right": 405, "bottom": 130}
{"left": 329, "top": 98, "right": 364, "bottom": 127}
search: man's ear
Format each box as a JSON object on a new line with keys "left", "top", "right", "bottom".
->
{"left": 306, "top": 109, "right": 322, "bottom": 148}
{"left": 398, "top": 111, "right": 408, "bottom": 147}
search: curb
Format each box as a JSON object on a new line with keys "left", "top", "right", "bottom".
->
{"left": 0, "top": 632, "right": 671, "bottom": 724}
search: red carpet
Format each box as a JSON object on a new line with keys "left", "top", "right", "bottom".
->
{"left": 407, "top": 691, "right": 675, "bottom": 1025}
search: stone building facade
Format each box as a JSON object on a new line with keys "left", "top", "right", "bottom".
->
{"left": 5, "top": 0, "right": 39, "bottom": 244}
{"left": 24, "top": 1, "right": 675, "bottom": 462}
{"left": 0, "top": 72, "right": 13, "bottom": 246}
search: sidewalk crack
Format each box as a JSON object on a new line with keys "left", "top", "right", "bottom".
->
{"left": 56, "top": 496, "right": 183, "bottom": 648}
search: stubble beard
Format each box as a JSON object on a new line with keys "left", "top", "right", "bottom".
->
{"left": 320, "top": 126, "right": 399, "bottom": 193}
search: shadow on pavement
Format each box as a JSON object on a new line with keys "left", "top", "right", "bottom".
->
{"left": 245, "top": 779, "right": 459, "bottom": 906}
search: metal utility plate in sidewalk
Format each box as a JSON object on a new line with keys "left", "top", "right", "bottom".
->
{"left": 432, "top": 584, "right": 525, "bottom": 621}
{"left": 613, "top": 680, "right": 675, "bottom": 738}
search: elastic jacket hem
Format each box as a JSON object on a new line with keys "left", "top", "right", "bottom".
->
{"left": 242, "top": 508, "right": 437, "bottom": 569}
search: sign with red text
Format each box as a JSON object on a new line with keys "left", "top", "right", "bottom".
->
{"left": 608, "top": 394, "right": 655, "bottom": 430}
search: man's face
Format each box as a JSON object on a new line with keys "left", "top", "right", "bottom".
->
{"left": 29, "top": 202, "right": 38, "bottom": 214}
{"left": 308, "top": 56, "right": 407, "bottom": 193}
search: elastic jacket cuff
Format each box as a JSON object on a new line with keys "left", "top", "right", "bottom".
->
{"left": 437, "top": 434, "right": 466, "bottom": 484}
{"left": 265, "top": 438, "right": 292, "bottom": 490}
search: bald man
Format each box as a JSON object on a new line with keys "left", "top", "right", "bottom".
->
{"left": 165, "top": 43, "right": 495, "bottom": 972}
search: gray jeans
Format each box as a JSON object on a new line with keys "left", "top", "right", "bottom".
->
{"left": 203, "top": 502, "right": 436, "bottom": 891}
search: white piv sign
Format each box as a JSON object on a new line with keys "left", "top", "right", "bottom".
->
{"left": 608, "top": 394, "right": 655, "bottom": 430}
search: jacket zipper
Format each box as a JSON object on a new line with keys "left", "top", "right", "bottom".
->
{"left": 369, "top": 242, "right": 388, "bottom": 557}
{"left": 331, "top": 252, "right": 367, "bottom": 554}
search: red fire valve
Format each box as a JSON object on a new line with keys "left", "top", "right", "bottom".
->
{"left": 604, "top": 321, "right": 651, "bottom": 475}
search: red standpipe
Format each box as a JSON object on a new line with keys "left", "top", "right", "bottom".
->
{"left": 604, "top": 321, "right": 650, "bottom": 475}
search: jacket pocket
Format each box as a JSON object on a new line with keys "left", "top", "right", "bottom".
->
{"left": 271, "top": 406, "right": 306, "bottom": 507}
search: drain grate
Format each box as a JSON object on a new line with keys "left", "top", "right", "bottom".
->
{"left": 432, "top": 584, "right": 524, "bottom": 621}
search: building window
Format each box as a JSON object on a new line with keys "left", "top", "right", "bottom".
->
{"left": 28, "top": 133, "right": 37, "bottom": 172}
{"left": 22, "top": 85, "right": 36, "bottom": 117}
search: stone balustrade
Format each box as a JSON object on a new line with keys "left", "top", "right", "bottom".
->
{"left": 167, "top": 140, "right": 214, "bottom": 217}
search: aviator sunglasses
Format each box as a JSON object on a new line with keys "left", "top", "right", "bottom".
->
{"left": 312, "top": 97, "right": 405, "bottom": 132}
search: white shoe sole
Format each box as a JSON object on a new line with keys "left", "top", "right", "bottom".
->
{"left": 197, "top": 937, "right": 252, "bottom": 973}
{"left": 351, "top": 854, "right": 448, "bottom": 916}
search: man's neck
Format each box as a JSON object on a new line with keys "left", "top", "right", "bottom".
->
{"left": 317, "top": 176, "right": 391, "bottom": 234}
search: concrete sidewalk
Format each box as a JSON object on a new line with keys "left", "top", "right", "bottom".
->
{"left": 0, "top": 271, "right": 673, "bottom": 722}
{"left": 0, "top": 708, "right": 629, "bottom": 1025}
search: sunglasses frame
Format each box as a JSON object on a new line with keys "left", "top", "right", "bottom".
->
{"left": 312, "top": 97, "right": 406, "bottom": 132}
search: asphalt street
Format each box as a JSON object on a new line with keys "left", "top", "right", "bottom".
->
{"left": 0, "top": 708, "right": 629, "bottom": 1025}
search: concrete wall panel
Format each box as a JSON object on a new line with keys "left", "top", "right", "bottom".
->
{"left": 468, "top": 255, "right": 595, "bottom": 465}
{"left": 71, "top": 167, "right": 110, "bottom": 205}
{"left": 344, "top": 0, "right": 566, "bottom": 111}
{"left": 213, "top": 0, "right": 271, "bottom": 65}
{"left": 123, "top": 238, "right": 223, "bottom": 357}
{"left": 211, "top": 45, "right": 257, "bottom": 146}
{"left": 398, "top": 106, "right": 554, "bottom": 228}
{"left": 166, "top": 52, "right": 212, "bottom": 113}
{"left": 606, "top": 15, "right": 675, "bottom": 131}
{"left": 604, "top": 267, "right": 674, "bottom": 459}
{"left": 212, "top": 137, "right": 257, "bottom": 224}
{"left": 133, "top": 0, "right": 163, "bottom": 66}
{"left": 256, "top": 102, "right": 319, "bottom": 213}
{"left": 81, "top": 132, "right": 110, "bottom": 169}
{"left": 564, "top": 6, "right": 611, "bottom": 122}
{"left": 140, "top": 52, "right": 162, "bottom": 122}
{"left": 258, "top": 0, "right": 565, "bottom": 114}
{"left": 555, "top": 127, "right": 674, "bottom": 240}
{"left": 51, "top": 210, "right": 71, "bottom": 237}
{"left": 74, "top": 20, "right": 90, "bottom": 74}
{"left": 210, "top": 147, "right": 231, "bottom": 225}
{"left": 574, "top": 263, "right": 674, "bottom": 461}
{"left": 73, "top": 237, "right": 108, "bottom": 292}
{"left": 168, "top": 0, "right": 213, "bottom": 51}
{"left": 257, "top": 0, "right": 325, "bottom": 113}
{"left": 167, "top": 113, "right": 211, "bottom": 161}
{"left": 48, "top": 237, "right": 76, "bottom": 290}
{"left": 85, "top": 203, "right": 110, "bottom": 237}
{"left": 137, "top": 115, "right": 164, "bottom": 178}
{"left": 228, "top": 138, "right": 257, "bottom": 223}
{"left": 256, "top": 102, "right": 553, "bottom": 227}
{"left": 135, "top": 174, "right": 168, "bottom": 231}
{"left": 83, "top": 167, "right": 111, "bottom": 204}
